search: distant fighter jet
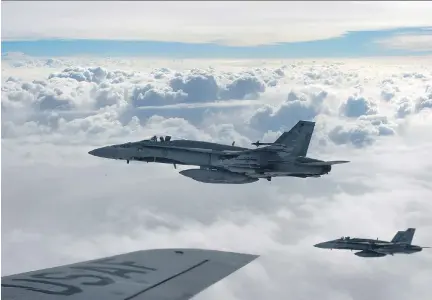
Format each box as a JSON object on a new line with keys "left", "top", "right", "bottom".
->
{"left": 1, "top": 248, "right": 258, "bottom": 300}
{"left": 88, "top": 120, "right": 349, "bottom": 184}
{"left": 314, "top": 228, "right": 430, "bottom": 257}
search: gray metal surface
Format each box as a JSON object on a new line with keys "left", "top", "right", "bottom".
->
{"left": 2, "top": 248, "right": 259, "bottom": 300}
{"left": 179, "top": 168, "right": 259, "bottom": 184}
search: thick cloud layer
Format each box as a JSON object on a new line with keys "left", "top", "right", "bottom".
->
{"left": 2, "top": 54, "right": 432, "bottom": 300}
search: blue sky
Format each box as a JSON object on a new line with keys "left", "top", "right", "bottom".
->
{"left": 2, "top": 27, "right": 432, "bottom": 58}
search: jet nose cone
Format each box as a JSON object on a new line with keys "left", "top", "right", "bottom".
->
{"left": 314, "top": 242, "right": 328, "bottom": 249}
{"left": 88, "top": 146, "right": 116, "bottom": 158}
{"left": 88, "top": 148, "right": 102, "bottom": 157}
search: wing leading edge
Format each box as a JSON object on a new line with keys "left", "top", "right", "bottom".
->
{"left": 1, "top": 248, "right": 258, "bottom": 300}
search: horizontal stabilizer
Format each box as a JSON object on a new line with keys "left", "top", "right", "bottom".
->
{"left": 298, "top": 160, "right": 350, "bottom": 167}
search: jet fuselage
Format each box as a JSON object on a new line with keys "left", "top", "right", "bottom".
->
{"left": 88, "top": 139, "right": 331, "bottom": 179}
{"left": 88, "top": 121, "right": 349, "bottom": 183}
{"left": 314, "top": 237, "right": 423, "bottom": 256}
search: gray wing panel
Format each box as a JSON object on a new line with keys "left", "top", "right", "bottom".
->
{"left": 1, "top": 248, "right": 258, "bottom": 300}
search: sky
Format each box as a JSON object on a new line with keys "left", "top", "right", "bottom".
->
{"left": 2, "top": 2, "right": 432, "bottom": 300}
{"left": 2, "top": 1, "right": 432, "bottom": 58}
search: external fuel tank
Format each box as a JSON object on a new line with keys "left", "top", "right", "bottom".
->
{"left": 179, "top": 169, "right": 258, "bottom": 184}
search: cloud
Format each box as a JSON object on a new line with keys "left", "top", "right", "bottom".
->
{"left": 376, "top": 32, "right": 432, "bottom": 52}
{"left": 415, "top": 85, "right": 432, "bottom": 112}
{"left": 2, "top": 55, "right": 432, "bottom": 300}
{"left": 2, "top": 2, "right": 432, "bottom": 46}
{"left": 131, "top": 83, "right": 188, "bottom": 107}
{"left": 48, "top": 66, "right": 135, "bottom": 84}
{"left": 328, "top": 115, "right": 396, "bottom": 148}
{"left": 2, "top": 61, "right": 286, "bottom": 135}
{"left": 340, "top": 94, "right": 378, "bottom": 118}
{"left": 380, "top": 84, "right": 399, "bottom": 102}
{"left": 395, "top": 86, "right": 432, "bottom": 118}
{"left": 248, "top": 86, "right": 330, "bottom": 133}
{"left": 169, "top": 71, "right": 220, "bottom": 102}
{"left": 220, "top": 74, "right": 266, "bottom": 100}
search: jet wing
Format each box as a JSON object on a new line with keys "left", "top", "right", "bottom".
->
{"left": 136, "top": 143, "right": 245, "bottom": 156}
{"left": 225, "top": 144, "right": 288, "bottom": 157}
{"left": 1, "top": 248, "right": 258, "bottom": 300}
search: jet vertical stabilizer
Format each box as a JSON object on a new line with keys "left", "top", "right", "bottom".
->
{"left": 391, "top": 228, "right": 416, "bottom": 244}
{"left": 274, "top": 120, "right": 315, "bottom": 157}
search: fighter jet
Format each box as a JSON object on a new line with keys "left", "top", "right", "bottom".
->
{"left": 88, "top": 120, "right": 349, "bottom": 184}
{"left": 2, "top": 248, "right": 258, "bottom": 300}
{"left": 314, "top": 228, "right": 430, "bottom": 257}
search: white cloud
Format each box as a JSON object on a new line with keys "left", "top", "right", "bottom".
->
{"left": 2, "top": 55, "right": 432, "bottom": 300}
{"left": 376, "top": 32, "right": 432, "bottom": 52}
{"left": 248, "top": 86, "right": 331, "bottom": 133}
{"left": 340, "top": 94, "right": 378, "bottom": 118}
{"left": 2, "top": 2, "right": 432, "bottom": 45}
{"left": 328, "top": 115, "right": 396, "bottom": 148}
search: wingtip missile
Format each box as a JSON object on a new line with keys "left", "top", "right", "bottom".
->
{"left": 330, "top": 160, "right": 350, "bottom": 165}
{"left": 298, "top": 160, "right": 350, "bottom": 167}
{"left": 251, "top": 141, "right": 273, "bottom": 147}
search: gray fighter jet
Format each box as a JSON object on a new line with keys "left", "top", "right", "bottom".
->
{"left": 88, "top": 120, "right": 349, "bottom": 184}
{"left": 314, "top": 228, "right": 430, "bottom": 257}
{"left": 1, "top": 248, "right": 258, "bottom": 300}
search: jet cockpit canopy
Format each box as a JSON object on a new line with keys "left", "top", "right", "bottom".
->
{"left": 140, "top": 135, "right": 173, "bottom": 143}
{"left": 139, "top": 135, "right": 192, "bottom": 143}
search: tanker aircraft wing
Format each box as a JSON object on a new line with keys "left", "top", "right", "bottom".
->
{"left": 1, "top": 248, "right": 258, "bottom": 300}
